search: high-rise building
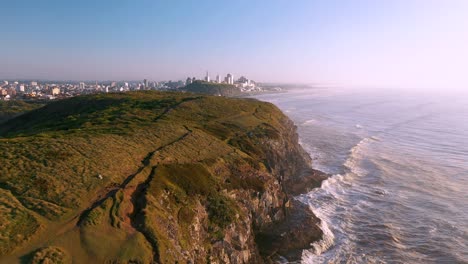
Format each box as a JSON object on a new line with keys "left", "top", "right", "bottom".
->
{"left": 225, "top": 74, "right": 234, "bottom": 85}
{"left": 216, "top": 74, "right": 221, "bottom": 83}
{"left": 144, "top": 79, "right": 148, "bottom": 89}
{"left": 79, "top": 82, "right": 85, "bottom": 89}
{"left": 204, "top": 71, "right": 210, "bottom": 82}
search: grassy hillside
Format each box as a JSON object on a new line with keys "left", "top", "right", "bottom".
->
{"left": 183, "top": 80, "right": 242, "bottom": 96}
{"left": 0, "top": 101, "right": 44, "bottom": 124}
{"left": 0, "top": 91, "right": 301, "bottom": 263}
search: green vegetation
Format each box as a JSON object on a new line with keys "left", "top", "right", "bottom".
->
{"left": 149, "top": 163, "right": 215, "bottom": 198}
{"left": 207, "top": 194, "right": 236, "bottom": 229}
{"left": 0, "top": 91, "right": 293, "bottom": 263}
{"left": 0, "top": 189, "right": 41, "bottom": 255}
{"left": 0, "top": 100, "right": 44, "bottom": 124}
{"left": 30, "top": 247, "right": 70, "bottom": 264}
{"left": 183, "top": 80, "right": 242, "bottom": 96}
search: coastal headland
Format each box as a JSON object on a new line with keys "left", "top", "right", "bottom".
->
{"left": 0, "top": 90, "right": 326, "bottom": 263}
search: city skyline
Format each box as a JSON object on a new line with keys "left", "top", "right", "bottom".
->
{"left": 0, "top": 71, "right": 240, "bottom": 84}
{"left": 2, "top": 0, "right": 468, "bottom": 91}
{"left": 0, "top": 71, "right": 264, "bottom": 101}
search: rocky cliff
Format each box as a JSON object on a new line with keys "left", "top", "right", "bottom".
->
{"left": 0, "top": 91, "right": 326, "bottom": 263}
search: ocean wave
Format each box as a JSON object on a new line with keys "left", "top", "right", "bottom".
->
{"left": 303, "top": 119, "right": 317, "bottom": 125}
{"left": 299, "top": 136, "right": 377, "bottom": 263}
{"left": 343, "top": 137, "right": 373, "bottom": 176}
{"left": 308, "top": 207, "right": 335, "bottom": 255}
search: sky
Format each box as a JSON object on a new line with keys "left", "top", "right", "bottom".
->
{"left": 1, "top": 0, "right": 468, "bottom": 90}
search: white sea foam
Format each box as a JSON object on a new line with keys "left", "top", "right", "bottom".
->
{"left": 307, "top": 205, "right": 336, "bottom": 255}
{"left": 300, "top": 137, "right": 375, "bottom": 263}
{"left": 343, "top": 137, "right": 372, "bottom": 176}
{"left": 254, "top": 89, "right": 468, "bottom": 263}
{"left": 303, "top": 119, "right": 316, "bottom": 125}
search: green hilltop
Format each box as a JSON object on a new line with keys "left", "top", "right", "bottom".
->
{"left": 182, "top": 80, "right": 242, "bottom": 96}
{"left": 0, "top": 91, "right": 322, "bottom": 263}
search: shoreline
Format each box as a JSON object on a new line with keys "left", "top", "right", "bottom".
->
{"left": 249, "top": 93, "right": 331, "bottom": 262}
{"left": 256, "top": 109, "right": 330, "bottom": 262}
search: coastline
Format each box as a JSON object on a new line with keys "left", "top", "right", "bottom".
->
{"left": 251, "top": 89, "right": 468, "bottom": 263}
{"left": 0, "top": 91, "right": 329, "bottom": 263}
{"left": 254, "top": 96, "right": 330, "bottom": 262}
{"left": 248, "top": 91, "right": 332, "bottom": 262}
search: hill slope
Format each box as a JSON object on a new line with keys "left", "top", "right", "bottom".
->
{"left": 0, "top": 100, "right": 44, "bottom": 124}
{"left": 182, "top": 80, "right": 242, "bottom": 96}
{"left": 0, "top": 91, "right": 325, "bottom": 263}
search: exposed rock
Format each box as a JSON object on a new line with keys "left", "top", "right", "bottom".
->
{"left": 30, "top": 247, "right": 71, "bottom": 264}
{"left": 256, "top": 200, "right": 323, "bottom": 262}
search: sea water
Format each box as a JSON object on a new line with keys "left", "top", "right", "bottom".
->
{"left": 254, "top": 88, "right": 468, "bottom": 263}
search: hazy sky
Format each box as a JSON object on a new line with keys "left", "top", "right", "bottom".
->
{"left": 1, "top": 0, "right": 468, "bottom": 90}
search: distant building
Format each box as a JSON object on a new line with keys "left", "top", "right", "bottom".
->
{"left": 79, "top": 82, "right": 85, "bottom": 89}
{"left": 110, "top": 82, "right": 117, "bottom": 88}
{"left": 7, "top": 88, "right": 16, "bottom": 96}
{"left": 30, "top": 81, "right": 37, "bottom": 86}
{"left": 238, "top": 76, "right": 249, "bottom": 83}
{"left": 144, "top": 79, "right": 148, "bottom": 89}
{"left": 204, "top": 71, "right": 210, "bottom": 82}
{"left": 216, "top": 74, "right": 221, "bottom": 83}
{"left": 51, "top": 87, "right": 60, "bottom": 95}
{"left": 225, "top": 73, "right": 234, "bottom": 85}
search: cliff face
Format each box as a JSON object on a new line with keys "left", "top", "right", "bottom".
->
{"left": 0, "top": 91, "right": 325, "bottom": 263}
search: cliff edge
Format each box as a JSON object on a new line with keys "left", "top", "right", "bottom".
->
{"left": 0, "top": 91, "right": 326, "bottom": 263}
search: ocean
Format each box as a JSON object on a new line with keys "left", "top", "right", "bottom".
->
{"left": 253, "top": 88, "right": 468, "bottom": 263}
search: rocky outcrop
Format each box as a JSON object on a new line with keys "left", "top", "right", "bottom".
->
{"left": 129, "top": 109, "right": 327, "bottom": 263}
{"left": 232, "top": 117, "right": 327, "bottom": 262}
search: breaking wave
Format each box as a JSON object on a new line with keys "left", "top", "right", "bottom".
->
{"left": 255, "top": 88, "right": 468, "bottom": 263}
{"left": 299, "top": 137, "right": 374, "bottom": 263}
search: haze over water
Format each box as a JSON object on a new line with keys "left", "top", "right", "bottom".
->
{"left": 254, "top": 88, "right": 468, "bottom": 263}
